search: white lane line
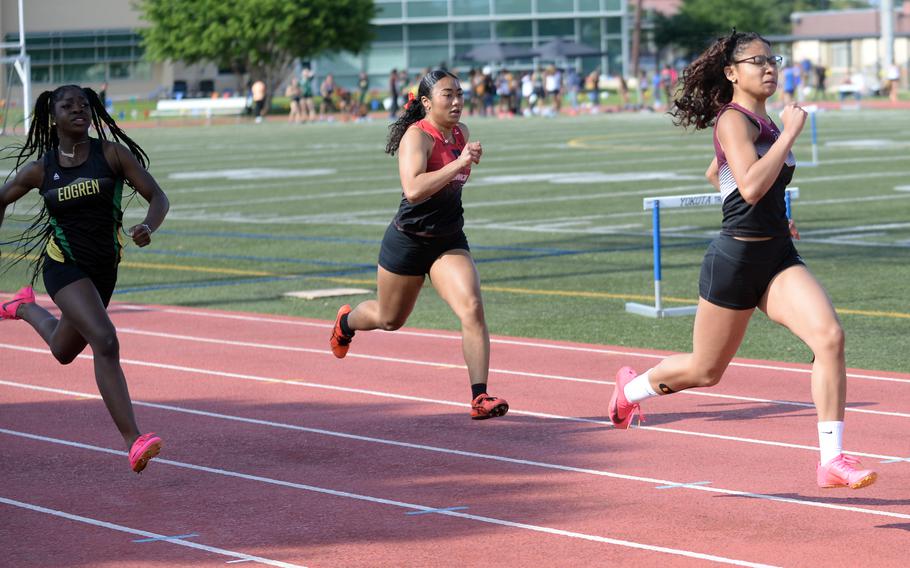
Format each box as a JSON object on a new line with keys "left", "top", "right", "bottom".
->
{"left": 1, "top": 376, "right": 901, "bottom": 485}
{"left": 0, "top": 497, "right": 306, "bottom": 568}
{"left": 112, "top": 305, "right": 910, "bottom": 385}
{"left": 1, "top": 346, "right": 904, "bottom": 466}
{"left": 0, "top": 429, "right": 780, "bottom": 568}
{"left": 103, "top": 328, "right": 910, "bottom": 419}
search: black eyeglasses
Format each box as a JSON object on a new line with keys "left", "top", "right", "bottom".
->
{"left": 732, "top": 55, "right": 784, "bottom": 68}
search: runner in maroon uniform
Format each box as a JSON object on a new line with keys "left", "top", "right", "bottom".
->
{"left": 607, "top": 32, "right": 875, "bottom": 489}
{"left": 329, "top": 70, "right": 508, "bottom": 420}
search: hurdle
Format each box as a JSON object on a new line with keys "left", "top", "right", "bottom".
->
{"left": 625, "top": 187, "right": 799, "bottom": 318}
{"left": 802, "top": 105, "right": 820, "bottom": 167}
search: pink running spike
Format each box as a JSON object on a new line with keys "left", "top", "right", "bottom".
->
{"left": 817, "top": 454, "right": 877, "bottom": 489}
{"left": 129, "top": 433, "right": 162, "bottom": 473}
{"left": 1, "top": 286, "right": 35, "bottom": 320}
{"left": 608, "top": 366, "right": 645, "bottom": 429}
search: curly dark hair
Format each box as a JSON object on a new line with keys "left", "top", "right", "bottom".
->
{"left": 385, "top": 69, "right": 460, "bottom": 155}
{"left": 670, "top": 31, "right": 771, "bottom": 130}
{"left": 1, "top": 85, "right": 150, "bottom": 283}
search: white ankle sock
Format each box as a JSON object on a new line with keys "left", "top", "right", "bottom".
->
{"left": 623, "top": 371, "right": 658, "bottom": 404}
{"left": 817, "top": 421, "right": 844, "bottom": 464}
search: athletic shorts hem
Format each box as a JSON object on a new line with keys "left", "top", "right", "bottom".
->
{"left": 378, "top": 224, "right": 470, "bottom": 276}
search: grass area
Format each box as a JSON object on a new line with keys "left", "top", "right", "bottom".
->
{"left": 2, "top": 108, "right": 908, "bottom": 373}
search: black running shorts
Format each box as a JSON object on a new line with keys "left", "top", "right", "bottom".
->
{"left": 43, "top": 256, "right": 118, "bottom": 307}
{"left": 698, "top": 234, "right": 804, "bottom": 310}
{"left": 378, "top": 223, "right": 470, "bottom": 276}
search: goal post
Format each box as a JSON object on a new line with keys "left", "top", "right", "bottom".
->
{"left": 0, "top": 0, "right": 32, "bottom": 134}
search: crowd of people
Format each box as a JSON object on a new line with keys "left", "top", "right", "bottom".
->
{"left": 239, "top": 56, "right": 904, "bottom": 125}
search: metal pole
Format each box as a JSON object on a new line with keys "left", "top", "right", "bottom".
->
{"left": 18, "top": 0, "right": 30, "bottom": 132}
{"left": 881, "top": 0, "right": 895, "bottom": 70}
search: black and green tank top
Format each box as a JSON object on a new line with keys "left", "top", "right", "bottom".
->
{"left": 40, "top": 139, "right": 124, "bottom": 267}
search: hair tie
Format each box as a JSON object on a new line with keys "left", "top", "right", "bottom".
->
{"left": 404, "top": 91, "right": 416, "bottom": 110}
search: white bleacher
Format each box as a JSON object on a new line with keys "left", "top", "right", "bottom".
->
{"left": 149, "top": 97, "right": 248, "bottom": 118}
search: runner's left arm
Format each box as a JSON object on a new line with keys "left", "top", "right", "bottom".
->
{"left": 105, "top": 142, "right": 170, "bottom": 247}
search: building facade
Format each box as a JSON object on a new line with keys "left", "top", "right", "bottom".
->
{"left": 1, "top": 0, "right": 626, "bottom": 101}
{"left": 314, "top": 0, "right": 628, "bottom": 88}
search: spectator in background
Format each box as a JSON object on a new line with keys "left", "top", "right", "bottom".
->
{"left": 251, "top": 79, "right": 267, "bottom": 123}
{"left": 319, "top": 73, "right": 336, "bottom": 119}
{"left": 482, "top": 66, "right": 495, "bottom": 117}
{"left": 301, "top": 68, "right": 316, "bottom": 122}
{"left": 98, "top": 82, "right": 109, "bottom": 109}
{"left": 388, "top": 68, "right": 400, "bottom": 118}
{"left": 545, "top": 65, "right": 562, "bottom": 115}
{"left": 565, "top": 67, "right": 581, "bottom": 113}
{"left": 285, "top": 78, "right": 302, "bottom": 124}
{"left": 651, "top": 70, "right": 662, "bottom": 108}
{"left": 886, "top": 63, "right": 901, "bottom": 104}
{"left": 587, "top": 67, "right": 601, "bottom": 112}
{"left": 356, "top": 71, "right": 370, "bottom": 119}
{"left": 782, "top": 64, "right": 799, "bottom": 104}
{"left": 618, "top": 75, "right": 630, "bottom": 110}
{"left": 464, "top": 68, "right": 477, "bottom": 115}
{"left": 813, "top": 63, "right": 827, "bottom": 101}
{"left": 496, "top": 69, "right": 514, "bottom": 116}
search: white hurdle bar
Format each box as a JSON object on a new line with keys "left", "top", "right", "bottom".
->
{"left": 625, "top": 187, "right": 799, "bottom": 318}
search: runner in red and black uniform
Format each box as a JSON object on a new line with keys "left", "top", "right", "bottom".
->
{"left": 607, "top": 32, "right": 875, "bottom": 489}
{"left": 0, "top": 85, "right": 170, "bottom": 473}
{"left": 329, "top": 69, "right": 508, "bottom": 420}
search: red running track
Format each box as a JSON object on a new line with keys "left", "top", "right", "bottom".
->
{"left": 2, "top": 296, "right": 909, "bottom": 567}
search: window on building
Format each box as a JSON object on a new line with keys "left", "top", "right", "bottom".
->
{"left": 538, "top": 0, "right": 574, "bottom": 12}
{"left": 375, "top": 0, "right": 403, "bottom": 18}
{"left": 494, "top": 0, "right": 532, "bottom": 15}
{"left": 406, "top": 0, "right": 448, "bottom": 18}
{"left": 538, "top": 19, "right": 575, "bottom": 38}
{"left": 830, "top": 41, "right": 850, "bottom": 70}
{"left": 454, "top": 22, "right": 492, "bottom": 41}
{"left": 6, "top": 30, "right": 148, "bottom": 84}
{"left": 495, "top": 20, "right": 533, "bottom": 39}
{"left": 453, "top": 0, "right": 491, "bottom": 16}
{"left": 373, "top": 25, "right": 404, "bottom": 43}
{"left": 407, "top": 23, "right": 449, "bottom": 42}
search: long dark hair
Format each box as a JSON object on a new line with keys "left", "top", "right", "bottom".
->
{"left": 670, "top": 31, "right": 771, "bottom": 130}
{"left": 1, "top": 85, "right": 150, "bottom": 283}
{"left": 385, "top": 69, "right": 459, "bottom": 155}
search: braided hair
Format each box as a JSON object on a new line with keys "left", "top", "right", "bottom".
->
{"left": 385, "top": 69, "right": 460, "bottom": 155}
{"left": 670, "top": 31, "right": 771, "bottom": 130}
{"left": 1, "top": 85, "right": 150, "bottom": 283}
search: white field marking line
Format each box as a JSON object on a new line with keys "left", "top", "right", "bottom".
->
{"left": 1, "top": 375, "right": 903, "bottom": 498}
{"left": 108, "top": 327, "right": 910, "bottom": 420}
{"left": 111, "top": 305, "right": 910, "bottom": 385}
{"left": 0, "top": 429, "right": 779, "bottom": 568}
{"left": 799, "top": 222, "right": 910, "bottom": 236}
{"left": 167, "top": 187, "right": 402, "bottom": 211}
{"left": 155, "top": 189, "right": 910, "bottom": 230}
{"left": 1, "top": 345, "right": 904, "bottom": 463}
{"left": 0, "top": 497, "right": 306, "bottom": 568}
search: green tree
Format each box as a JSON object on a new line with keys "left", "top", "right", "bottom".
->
{"left": 138, "top": 0, "right": 376, "bottom": 98}
{"left": 655, "top": 0, "right": 791, "bottom": 56}
{"left": 654, "top": 0, "right": 874, "bottom": 57}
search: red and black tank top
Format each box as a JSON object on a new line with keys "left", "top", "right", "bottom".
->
{"left": 392, "top": 119, "right": 470, "bottom": 237}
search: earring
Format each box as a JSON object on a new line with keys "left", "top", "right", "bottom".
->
{"left": 732, "top": 78, "right": 738, "bottom": 84}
